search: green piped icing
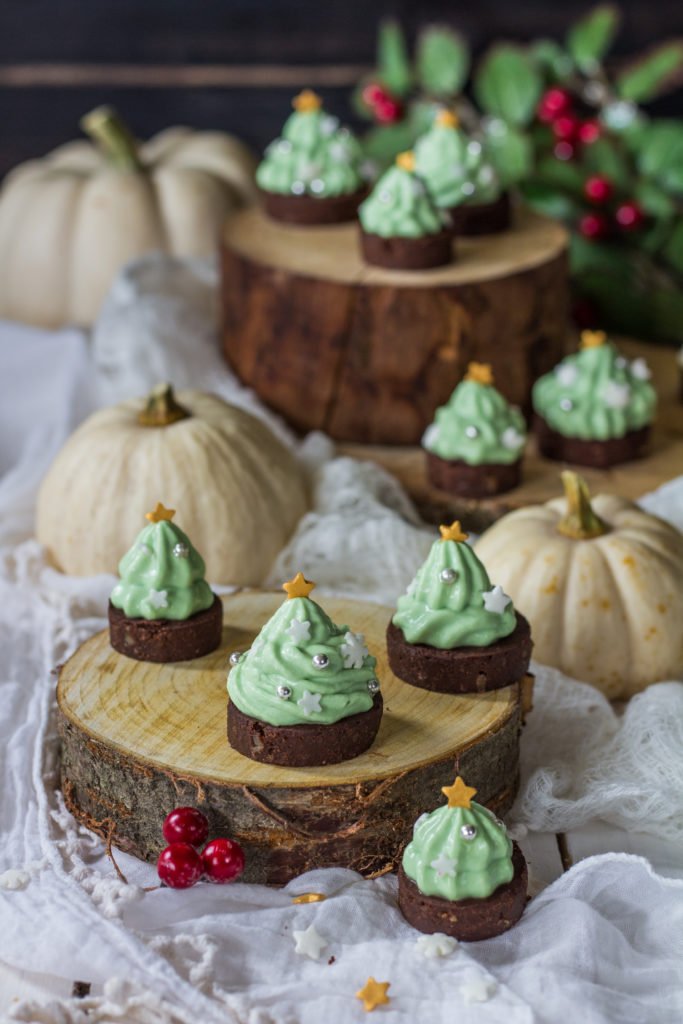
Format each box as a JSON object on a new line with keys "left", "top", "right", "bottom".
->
{"left": 414, "top": 122, "right": 501, "bottom": 208}
{"left": 392, "top": 535, "right": 516, "bottom": 648}
{"left": 532, "top": 340, "right": 656, "bottom": 440}
{"left": 110, "top": 519, "right": 213, "bottom": 621}
{"left": 402, "top": 801, "right": 513, "bottom": 900}
{"left": 358, "top": 164, "right": 443, "bottom": 238}
{"left": 227, "top": 595, "right": 377, "bottom": 726}
{"left": 422, "top": 379, "right": 526, "bottom": 465}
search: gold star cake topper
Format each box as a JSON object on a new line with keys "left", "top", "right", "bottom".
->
{"left": 356, "top": 977, "right": 391, "bottom": 1012}
{"left": 439, "top": 521, "right": 469, "bottom": 544}
{"left": 580, "top": 329, "right": 607, "bottom": 348}
{"left": 436, "top": 109, "right": 459, "bottom": 128}
{"left": 396, "top": 150, "right": 415, "bottom": 172}
{"left": 442, "top": 775, "right": 478, "bottom": 809}
{"left": 464, "top": 361, "right": 494, "bottom": 385}
{"left": 145, "top": 502, "right": 175, "bottom": 523}
{"left": 282, "top": 572, "right": 316, "bottom": 600}
{"left": 292, "top": 89, "right": 322, "bottom": 112}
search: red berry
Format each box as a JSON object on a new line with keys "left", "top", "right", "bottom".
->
{"left": 361, "top": 82, "right": 387, "bottom": 108}
{"left": 578, "top": 211, "right": 610, "bottom": 240}
{"left": 201, "top": 838, "right": 245, "bottom": 884}
{"left": 157, "top": 843, "right": 204, "bottom": 889}
{"left": 583, "top": 175, "right": 613, "bottom": 204}
{"left": 374, "top": 97, "right": 403, "bottom": 124}
{"left": 578, "top": 119, "right": 601, "bottom": 145}
{"left": 537, "top": 87, "right": 572, "bottom": 123}
{"left": 554, "top": 140, "right": 577, "bottom": 162}
{"left": 552, "top": 114, "right": 580, "bottom": 140}
{"left": 615, "top": 201, "right": 644, "bottom": 231}
{"left": 162, "top": 807, "right": 209, "bottom": 847}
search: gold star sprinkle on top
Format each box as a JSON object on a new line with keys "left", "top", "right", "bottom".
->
{"left": 580, "top": 329, "right": 607, "bottom": 349}
{"left": 292, "top": 89, "right": 322, "bottom": 112}
{"left": 291, "top": 892, "right": 326, "bottom": 904}
{"left": 436, "top": 109, "right": 459, "bottom": 128}
{"left": 442, "top": 776, "right": 478, "bottom": 809}
{"left": 356, "top": 977, "right": 391, "bottom": 1012}
{"left": 464, "top": 361, "right": 494, "bottom": 385}
{"left": 282, "top": 572, "right": 316, "bottom": 600}
{"left": 439, "top": 521, "right": 469, "bottom": 544}
{"left": 396, "top": 150, "right": 415, "bottom": 172}
{"left": 145, "top": 502, "right": 175, "bottom": 523}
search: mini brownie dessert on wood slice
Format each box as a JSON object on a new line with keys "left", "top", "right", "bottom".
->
{"left": 227, "top": 573, "right": 382, "bottom": 766}
{"left": 387, "top": 520, "right": 532, "bottom": 693}
{"left": 108, "top": 502, "right": 222, "bottom": 663}
{"left": 358, "top": 151, "right": 452, "bottom": 270}
{"left": 398, "top": 775, "right": 527, "bottom": 941}
{"left": 256, "top": 89, "right": 369, "bottom": 225}
{"left": 422, "top": 361, "right": 527, "bottom": 498}
{"left": 532, "top": 329, "right": 656, "bottom": 468}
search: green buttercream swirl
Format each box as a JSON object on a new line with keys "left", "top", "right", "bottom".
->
{"left": 358, "top": 165, "right": 443, "bottom": 238}
{"left": 392, "top": 537, "right": 516, "bottom": 648}
{"left": 256, "top": 108, "right": 364, "bottom": 197}
{"left": 402, "top": 800, "right": 513, "bottom": 900}
{"left": 414, "top": 123, "right": 501, "bottom": 208}
{"left": 110, "top": 520, "right": 213, "bottom": 621}
{"left": 227, "top": 595, "right": 377, "bottom": 726}
{"left": 532, "top": 342, "right": 656, "bottom": 440}
{"left": 422, "top": 379, "right": 526, "bottom": 464}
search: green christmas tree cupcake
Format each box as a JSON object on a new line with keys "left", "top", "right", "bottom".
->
{"left": 358, "top": 151, "right": 452, "bottom": 269}
{"left": 414, "top": 110, "right": 511, "bottom": 236}
{"left": 256, "top": 89, "right": 368, "bottom": 225}
{"left": 398, "top": 776, "right": 527, "bottom": 941}
{"left": 532, "top": 329, "right": 657, "bottom": 467}
{"left": 227, "top": 573, "right": 382, "bottom": 766}
{"left": 423, "top": 362, "right": 527, "bottom": 497}
{"left": 386, "top": 521, "right": 532, "bottom": 693}
{"left": 108, "top": 503, "right": 222, "bottom": 662}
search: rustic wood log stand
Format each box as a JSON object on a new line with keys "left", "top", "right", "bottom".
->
{"left": 58, "top": 592, "right": 532, "bottom": 886}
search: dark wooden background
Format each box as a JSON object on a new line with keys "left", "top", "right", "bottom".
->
{"left": 0, "top": 0, "right": 681, "bottom": 177}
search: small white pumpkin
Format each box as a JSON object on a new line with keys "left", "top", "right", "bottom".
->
{"left": 36, "top": 384, "right": 308, "bottom": 585}
{"left": 0, "top": 107, "right": 257, "bottom": 328}
{"left": 475, "top": 471, "right": 683, "bottom": 698}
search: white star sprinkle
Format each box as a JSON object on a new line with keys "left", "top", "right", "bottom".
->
{"left": 630, "top": 357, "right": 652, "bottom": 381}
{"left": 482, "top": 585, "right": 512, "bottom": 614}
{"left": 293, "top": 923, "right": 327, "bottom": 960}
{"left": 0, "top": 869, "right": 30, "bottom": 891}
{"left": 148, "top": 589, "right": 168, "bottom": 609}
{"left": 297, "top": 690, "right": 322, "bottom": 717}
{"left": 415, "top": 933, "right": 458, "bottom": 958}
{"left": 430, "top": 851, "right": 457, "bottom": 878}
{"left": 501, "top": 426, "right": 525, "bottom": 451}
{"left": 286, "top": 619, "right": 311, "bottom": 644}
{"left": 340, "top": 631, "right": 370, "bottom": 669}
{"left": 135, "top": 541, "right": 152, "bottom": 555}
{"left": 603, "top": 380, "right": 631, "bottom": 409}
{"left": 555, "top": 362, "right": 579, "bottom": 387}
{"left": 422, "top": 423, "right": 440, "bottom": 450}
{"left": 320, "top": 114, "right": 339, "bottom": 137}
{"left": 461, "top": 973, "right": 498, "bottom": 1003}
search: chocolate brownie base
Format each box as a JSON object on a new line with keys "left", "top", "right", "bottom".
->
{"left": 446, "top": 191, "right": 511, "bottom": 236}
{"left": 426, "top": 452, "right": 521, "bottom": 497}
{"left": 108, "top": 595, "right": 222, "bottom": 663}
{"left": 227, "top": 694, "right": 383, "bottom": 767}
{"left": 398, "top": 842, "right": 527, "bottom": 941}
{"left": 360, "top": 228, "right": 453, "bottom": 270}
{"left": 259, "top": 186, "right": 366, "bottom": 225}
{"left": 534, "top": 415, "right": 650, "bottom": 468}
{"left": 386, "top": 612, "right": 532, "bottom": 693}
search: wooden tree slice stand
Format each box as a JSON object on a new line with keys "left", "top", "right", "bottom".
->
{"left": 58, "top": 592, "right": 532, "bottom": 886}
{"left": 221, "top": 205, "right": 569, "bottom": 444}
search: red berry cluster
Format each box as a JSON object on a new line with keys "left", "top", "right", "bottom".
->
{"left": 579, "top": 174, "right": 645, "bottom": 241}
{"left": 536, "top": 87, "right": 601, "bottom": 162}
{"left": 361, "top": 82, "right": 404, "bottom": 124}
{"left": 157, "top": 807, "right": 245, "bottom": 889}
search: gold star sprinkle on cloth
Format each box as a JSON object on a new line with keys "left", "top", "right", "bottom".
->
{"left": 442, "top": 776, "right": 478, "bottom": 809}
{"left": 356, "top": 977, "right": 391, "bottom": 1012}
{"left": 439, "top": 521, "right": 469, "bottom": 544}
{"left": 282, "top": 572, "right": 316, "bottom": 600}
{"left": 580, "top": 329, "right": 607, "bottom": 348}
{"left": 464, "top": 361, "right": 494, "bottom": 385}
{"left": 291, "top": 892, "right": 326, "bottom": 904}
{"left": 145, "top": 502, "right": 175, "bottom": 523}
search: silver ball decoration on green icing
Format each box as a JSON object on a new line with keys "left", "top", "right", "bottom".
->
{"left": 312, "top": 653, "right": 329, "bottom": 669}
{"left": 440, "top": 568, "right": 458, "bottom": 584}
{"left": 277, "top": 685, "right": 292, "bottom": 700}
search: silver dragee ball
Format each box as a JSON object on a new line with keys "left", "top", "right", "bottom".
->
{"left": 440, "top": 568, "right": 458, "bottom": 584}
{"left": 173, "top": 542, "right": 189, "bottom": 558}
{"left": 465, "top": 425, "right": 479, "bottom": 439}
{"left": 367, "top": 679, "right": 380, "bottom": 695}
{"left": 277, "top": 685, "right": 292, "bottom": 700}
{"left": 312, "top": 653, "right": 329, "bottom": 669}
{"left": 461, "top": 824, "right": 477, "bottom": 840}
{"left": 229, "top": 651, "right": 241, "bottom": 666}
{"left": 560, "top": 398, "right": 574, "bottom": 411}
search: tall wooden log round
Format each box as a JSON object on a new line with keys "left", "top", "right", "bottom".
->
{"left": 58, "top": 592, "right": 532, "bottom": 886}
{"left": 221, "top": 206, "right": 569, "bottom": 444}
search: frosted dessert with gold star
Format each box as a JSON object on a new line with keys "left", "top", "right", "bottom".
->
{"left": 532, "top": 329, "right": 656, "bottom": 467}
{"left": 227, "top": 573, "right": 382, "bottom": 766}
{"left": 108, "top": 503, "right": 222, "bottom": 662}
{"left": 387, "top": 521, "right": 532, "bottom": 693}
{"left": 398, "top": 776, "right": 527, "bottom": 941}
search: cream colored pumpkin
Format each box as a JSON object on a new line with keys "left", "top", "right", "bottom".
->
{"left": 0, "top": 107, "right": 257, "bottom": 328}
{"left": 474, "top": 472, "right": 683, "bottom": 698}
{"left": 36, "top": 385, "right": 308, "bottom": 585}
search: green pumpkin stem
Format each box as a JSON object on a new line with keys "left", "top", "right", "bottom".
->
{"left": 80, "top": 106, "right": 141, "bottom": 170}
{"left": 557, "top": 471, "right": 607, "bottom": 540}
{"left": 138, "top": 383, "right": 190, "bottom": 427}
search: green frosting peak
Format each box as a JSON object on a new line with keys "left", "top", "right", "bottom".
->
{"left": 227, "top": 593, "right": 377, "bottom": 727}
{"left": 358, "top": 163, "right": 444, "bottom": 238}
{"left": 414, "top": 120, "right": 501, "bottom": 209}
{"left": 423, "top": 377, "right": 526, "bottom": 465}
{"left": 392, "top": 533, "right": 516, "bottom": 648}
{"left": 110, "top": 517, "right": 213, "bottom": 621}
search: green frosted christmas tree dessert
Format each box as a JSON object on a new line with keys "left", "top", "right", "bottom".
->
{"left": 423, "top": 362, "right": 527, "bottom": 497}
{"left": 227, "top": 573, "right": 383, "bottom": 766}
{"left": 108, "top": 503, "right": 222, "bottom": 663}
{"left": 386, "top": 521, "right": 532, "bottom": 693}
{"left": 398, "top": 776, "right": 528, "bottom": 941}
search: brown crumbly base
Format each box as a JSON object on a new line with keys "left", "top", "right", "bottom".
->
{"left": 227, "top": 694, "right": 383, "bottom": 767}
{"left": 426, "top": 452, "right": 522, "bottom": 497}
{"left": 360, "top": 228, "right": 453, "bottom": 269}
{"left": 108, "top": 595, "right": 222, "bottom": 663}
{"left": 534, "top": 414, "right": 650, "bottom": 468}
{"left": 445, "top": 191, "right": 512, "bottom": 236}
{"left": 398, "top": 842, "right": 527, "bottom": 941}
{"left": 386, "top": 612, "right": 532, "bottom": 693}
{"left": 259, "top": 186, "right": 367, "bottom": 225}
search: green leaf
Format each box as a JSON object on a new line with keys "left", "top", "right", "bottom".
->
{"left": 520, "top": 181, "right": 582, "bottom": 220}
{"left": 634, "top": 180, "right": 676, "bottom": 218}
{"left": 617, "top": 41, "right": 683, "bottom": 102}
{"left": 581, "top": 137, "right": 632, "bottom": 190}
{"left": 531, "top": 39, "right": 575, "bottom": 80}
{"left": 377, "top": 19, "right": 412, "bottom": 97}
{"left": 534, "top": 156, "right": 585, "bottom": 196}
{"left": 663, "top": 220, "right": 683, "bottom": 275}
{"left": 482, "top": 124, "right": 533, "bottom": 185}
{"left": 416, "top": 25, "right": 470, "bottom": 97}
{"left": 570, "top": 234, "right": 632, "bottom": 276}
{"left": 566, "top": 4, "right": 620, "bottom": 72}
{"left": 640, "top": 218, "right": 674, "bottom": 256}
{"left": 637, "top": 120, "right": 683, "bottom": 195}
{"left": 473, "top": 44, "right": 543, "bottom": 126}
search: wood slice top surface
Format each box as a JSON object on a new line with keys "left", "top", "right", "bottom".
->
{"left": 222, "top": 204, "right": 568, "bottom": 287}
{"left": 58, "top": 591, "right": 520, "bottom": 790}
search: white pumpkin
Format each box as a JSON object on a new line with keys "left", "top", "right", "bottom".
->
{"left": 475, "top": 472, "right": 683, "bottom": 698}
{"left": 36, "top": 385, "right": 308, "bottom": 585}
{"left": 0, "top": 107, "right": 257, "bottom": 328}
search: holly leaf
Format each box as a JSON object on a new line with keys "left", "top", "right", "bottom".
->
{"left": 566, "top": 5, "right": 620, "bottom": 73}
{"left": 377, "top": 19, "right": 412, "bottom": 98}
{"left": 416, "top": 26, "right": 470, "bottom": 97}
{"left": 581, "top": 137, "right": 632, "bottom": 190}
{"left": 570, "top": 234, "right": 632, "bottom": 276}
{"left": 482, "top": 124, "right": 533, "bottom": 185}
{"left": 634, "top": 180, "right": 676, "bottom": 219}
{"left": 637, "top": 120, "right": 683, "bottom": 195}
{"left": 473, "top": 45, "right": 543, "bottom": 126}
{"left": 531, "top": 39, "right": 575, "bottom": 81}
{"left": 534, "top": 156, "right": 585, "bottom": 196}
{"left": 616, "top": 41, "right": 683, "bottom": 102}
{"left": 663, "top": 220, "right": 683, "bottom": 275}
{"left": 520, "top": 181, "right": 582, "bottom": 220}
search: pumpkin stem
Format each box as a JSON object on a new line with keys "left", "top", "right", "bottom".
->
{"left": 557, "top": 471, "right": 608, "bottom": 540}
{"left": 80, "top": 106, "right": 141, "bottom": 170}
{"left": 138, "top": 383, "right": 190, "bottom": 427}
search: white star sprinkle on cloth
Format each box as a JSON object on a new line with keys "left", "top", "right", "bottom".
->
{"left": 292, "top": 924, "right": 327, "bottom": 961}
{"left": 415, "top": 933, "right": 458, "bottom": 958}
